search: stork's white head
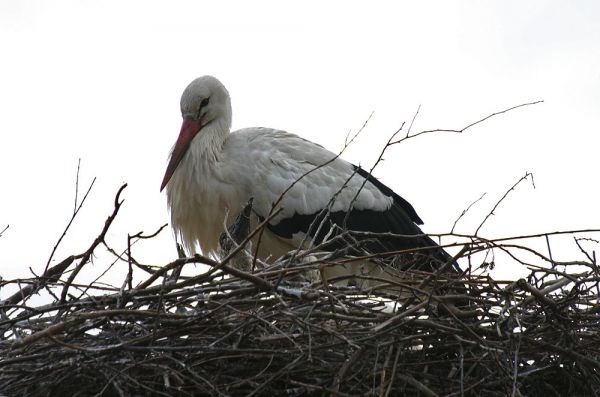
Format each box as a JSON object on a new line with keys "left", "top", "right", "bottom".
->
{"left": 161, "top": 76, "right": 232, "bottom": 191}
{"left": 180, "top": 76, "right": 232, "bottom": 127}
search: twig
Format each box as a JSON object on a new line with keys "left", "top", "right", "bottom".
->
{"left": 451, "top": 192, "right": 487, "bottom": 234}
{"left": 399, "top": 100, "right": 544, "bottom": 141}
{"left": 59, "top": 183, "right": 127, "bottom": 303}
{"left": 0, "top": 224, "right": 8, "bottom": 238}
{"left": 44, "top": 170, "right": 96, "bottom": 275}
{"left": 475, "top": 172, "right": 534, "bottom": 236}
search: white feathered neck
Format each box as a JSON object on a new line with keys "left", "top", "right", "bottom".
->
{"left": 166, "top": 115, "right": 236, "bottom": 255}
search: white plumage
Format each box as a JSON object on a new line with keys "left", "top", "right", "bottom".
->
{"left": 161, "top": 76, "right": 454, "bottom": 283}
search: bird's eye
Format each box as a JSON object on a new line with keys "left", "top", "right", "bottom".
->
{"left": 200, "top": 97, "right": 210, "bottom": 109}
{"left": 196, "top": 97, "right": 210, "bottom": 119}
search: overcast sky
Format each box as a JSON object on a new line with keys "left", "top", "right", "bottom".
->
{"left": 1, "top": 1, "right": 599, "bottom": 284}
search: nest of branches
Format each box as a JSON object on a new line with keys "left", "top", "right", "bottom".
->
{"left": 1, "top": 184, "right": 599, "bottom": 397}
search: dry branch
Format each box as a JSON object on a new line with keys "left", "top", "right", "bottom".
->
{"left": 2, "top": 101, "right": 600, "bottom": 396}
{"left": 0, "top": 183, "right": 598, "bottom": 397}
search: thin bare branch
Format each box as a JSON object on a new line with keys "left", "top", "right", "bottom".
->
{"left": 475, "top": 172, "right": 534, "bottom": 235}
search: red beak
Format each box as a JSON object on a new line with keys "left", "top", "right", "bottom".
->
{"left": 160, "top": 117, "right": 203, "bottom": 192}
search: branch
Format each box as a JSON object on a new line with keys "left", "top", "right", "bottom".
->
{"left": 0, "top": 224, "right": 8, "bottom": 238}
{"left": 59, "top": 183, "right": 127, "bottom": 303}
{"left": 44, "top": 160, "right": 96, "bottom": 275}
{"left": 475, "top": 172, "right": 534, "bottom": 236}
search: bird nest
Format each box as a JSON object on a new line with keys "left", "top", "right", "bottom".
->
{"left": 1, "top": 185, "right": 599, "bottom": 397}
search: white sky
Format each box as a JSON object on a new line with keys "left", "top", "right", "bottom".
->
{"left": 1, "top": 1, "right": 599, "bottom": 284}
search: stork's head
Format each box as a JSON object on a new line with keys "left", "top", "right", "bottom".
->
{"left": 161, "top": 76, "right": 232, "bottom": 191}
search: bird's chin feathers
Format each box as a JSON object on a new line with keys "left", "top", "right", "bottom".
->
{"left": 166, "top": 119, "right": 231, "bottom": 256}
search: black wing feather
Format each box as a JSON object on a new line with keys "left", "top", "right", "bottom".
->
{"left": 263, "top": 166, "right": 457, "bottom": 271}
{"left": 353, "top": 165, "right": 424, "bottom": 225}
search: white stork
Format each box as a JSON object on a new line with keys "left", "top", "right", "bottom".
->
{"left": 160, "top": 76, "right": 458, "bottom": 287}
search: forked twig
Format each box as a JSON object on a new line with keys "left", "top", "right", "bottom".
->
{"left": 45, "top": 161, "right": 96, "bottom": 275}
{"left": 59, "top": 183, "right": 127, "bottom": 302}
